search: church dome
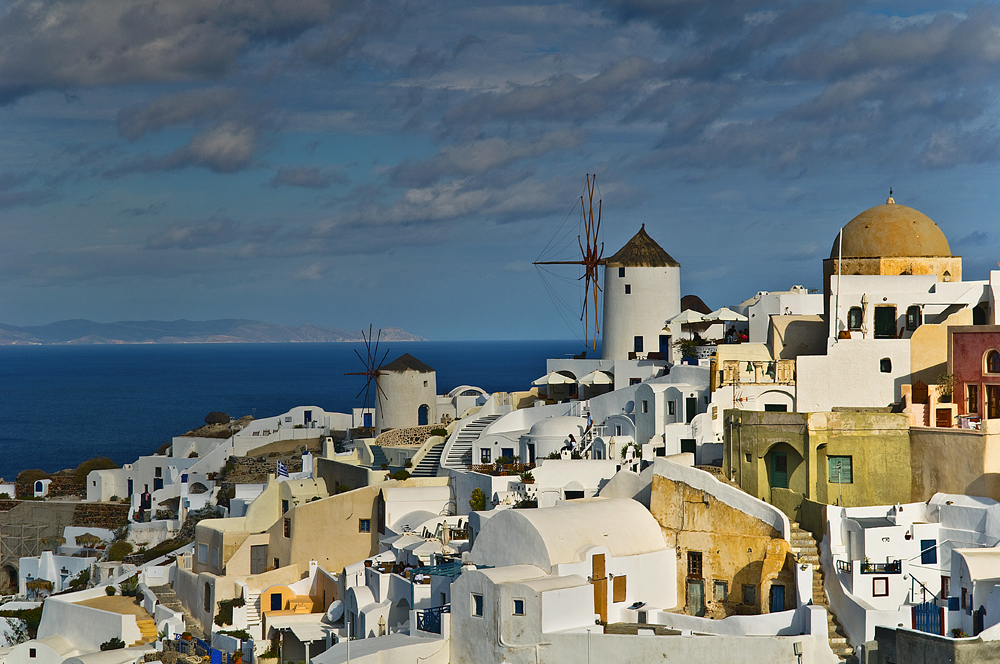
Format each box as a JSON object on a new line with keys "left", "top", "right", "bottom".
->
{"left": 831, "top": 199, "right": 951, "bottom": 258}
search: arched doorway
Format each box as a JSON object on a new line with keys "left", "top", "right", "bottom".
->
{"left": 764, "top": 442, "right": 803, "bottom": 494}
{"left": 1, "top": 564, "right": 17, "bottom": 593}
{"left": 418, "top": 405, "right": 429, "bottom": 426}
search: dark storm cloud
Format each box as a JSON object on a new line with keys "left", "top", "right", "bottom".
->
{"left": 0, "top": 0, "right": 387, "bottom": 103}
{"left": 117, "top": 88, "right": 242, "bottom": 140}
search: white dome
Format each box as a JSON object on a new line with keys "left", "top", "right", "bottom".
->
{"left": 527, "top": 416, "right": 587, "bottom": 438}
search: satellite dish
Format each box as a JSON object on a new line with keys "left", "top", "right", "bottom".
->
{"left": 323, "top": 600, "right": 344, "bottom": 624}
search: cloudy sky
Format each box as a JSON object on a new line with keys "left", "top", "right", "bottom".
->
{"left": 2, "top": 0, "right": 1000, "bottom": 342}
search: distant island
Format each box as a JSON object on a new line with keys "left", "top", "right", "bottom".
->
{"left": 0, "top": 319, "right": 426, "bottom": 345}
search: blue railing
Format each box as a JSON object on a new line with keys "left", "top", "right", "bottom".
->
{"left": 416, "top": 605, "right": 451, "bottom": 634}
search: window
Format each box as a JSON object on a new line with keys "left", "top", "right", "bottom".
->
{"left": 906, "top": 305, "right": 922, "bottom": 330}
{"left": 745, "top": 453, "right": 752, "bottom": 463}
{"left": 359, "top": 519, "right": 371, "bottom": 533}
{"left": 764, "top": 404, "right": 787, "bottom": 412}
{"left": 963, "top": 587, "right": 968, "bottom": 610}
{"left": 641, "top": 400, "right": 648, "bottom": 414}
{"left": 989, "top": 385, "right": 1000, "bottom": 419}
{"left": 968, "top": 384, "right": 980, "bottom": 414}
{"left": 625, "top": 284, "right": 631, "bottom": 294}
{"left": 472, "top": 593, "right": 484, "bottom": 617}
{"left": 423, "top": 380, "right": 428, "bottom": 387}
{"left": 942, "top": 576, "right": 950, "bottom": 599}
{"left": 618, "top": 267, "right": 625, "bottom": 278}
{"left": 880, "top": 358, "right": 892, "bottom": 373}
{"left": 211, "top": 547, "right": 219, "bottom": 568}
{"left": 687, "top": 551, "right": 703, "bottom": 579}
{"left": 480, "top": 448, "right": 491, "bottom": 463}
{"left": 828, "top": 456, "right": 853, "bottom": 483}
{"left": 873, "top": 577, "right": 889, "bottom": 597}
{"left": 848, "top": 307, "right": 863, "bottom": 331}
{"left": 513, "top": 598, "right": 525, "bottom": 616}
{"left": 615, "top": 424, "right": 622, "bottom": 436}
{"left": 273, "top": 557, "right": 280, "bottom": 570}
{"left": 281, "top": 500, "right": 289, "bottom": 514}
{"left": 155, "top": 467, "right": 162, "bottom": 478}
{"left": 29, "top": 649, "right": 36, "bottom": 658}
{"left": 198, "top": 543, "right": 208, "bottom": 563}
{"left": 204, "top": 582, "right": 212, "bottom": 613}
{"left": 629, "top": 378, "right": 640, "bottom": 386}
{"left": 668, "top": 401, "right": 675, "bottom": 416}
{"left": 634, "top": 336, "right": 643, "bottom": 352}
{"left": 714, "top": 581, "right": 728, "bottom": 601}
{"left": 920, "top": 539, "right": 937, "bottom": 565}
{"left": 742, "top": 584, "right": 756, "bottom": 605}
{"left": 987, "top": 350, "right": 1000, "bottom": 374}
{"left": 283, "top": 518, "right": 291, "bottom": 538}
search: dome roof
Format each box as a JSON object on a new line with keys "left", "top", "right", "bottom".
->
{"left": 831, "top": 199, "right": 951, "bottom": 259}
{"left": 606, "top": 224, "right": 680, "bottom": 267}
{"left": 527, "top": 415, "right": 586, "bottom": 438}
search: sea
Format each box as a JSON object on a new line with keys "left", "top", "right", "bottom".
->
{"left": 0, "top": 340, "right": 581, "bottom": 482}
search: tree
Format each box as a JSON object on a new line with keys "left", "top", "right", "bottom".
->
{"left": 469, "top": 487, "right": 486, "bottom": 512}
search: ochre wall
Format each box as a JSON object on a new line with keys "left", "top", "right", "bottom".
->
{"left": 649, "top": 474, "right": 793, "bottom": 617}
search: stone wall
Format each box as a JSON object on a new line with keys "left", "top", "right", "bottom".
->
{"left": 15, "top": 476, "right": 86, "bottom": 499}
{"left": 375, "top": 424, "right": 441, "bottom": 448}
{"left": 72, "top": 503, "right": 131, "bottom": 529}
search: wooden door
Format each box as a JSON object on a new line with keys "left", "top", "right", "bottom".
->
{"left": 250, "top": 545, "right": 267, "bottom": 575}
{"left": 771, "top": 452, "right": 788, "bottom": 489}
{"left": 936, "top": 408, "right": 952, "bottom": 428}
{"left": 874, "top": 306, "right": 897, "bottom": 338}
{"left": 592, "top": 554, "right": 607, "bottom": 622}
{"left": 687, "top": 580, "right": 705, "bottom": 616}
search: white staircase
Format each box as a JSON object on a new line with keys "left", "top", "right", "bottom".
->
{"left": 441, "top": 414, "right": 502, "bottom": 469}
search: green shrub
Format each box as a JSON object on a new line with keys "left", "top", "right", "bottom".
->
{"left": 215, "top": 595, "right": 246, "bottom": 627}
{"left": 105, "top": 585, "right": 116, "bottom": 596}
{"left": 0, "top": 493, "right": 9, "bottom": 499}
{"left": 391, "top": 470, "right": 410, "bottom": 481}
{"left": 404, "top": 459, "right": 413, "bottom": 468}
{"left": 107, "top": 541, "right": 133, "bottom": 561}
{"left": 430, "top": 428, "right": 448, "bottom": 437}
{"left": 73, "top": 457, "right": 118, "bottom": 485}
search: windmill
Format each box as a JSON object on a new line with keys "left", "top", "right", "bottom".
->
{"left": 533, "top": 174, "right": 605, "bottom": 350}
{"left": 345, "top": 325, "right": 390, "bottom": 427}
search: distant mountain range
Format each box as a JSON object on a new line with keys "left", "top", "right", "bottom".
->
{"left": 0, "top": 319, "right": 426, "bottom": 345}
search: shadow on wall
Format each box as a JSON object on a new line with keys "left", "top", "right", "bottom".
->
{"left": 964, "top": 473, "right": 1000, "bottom": 503}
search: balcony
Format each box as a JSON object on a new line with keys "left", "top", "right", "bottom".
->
{"left": 416, "top": 604, "right": 450, "bottom": 634}
{"left": 860, "top": 560, "right": 901, "bottom": 574}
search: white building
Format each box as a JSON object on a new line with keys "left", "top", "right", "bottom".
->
{"left": 601, "top": 225, "right": 681, "bottom": 361}
{"left": 375, "top": 354, "right": 438, "bottom": 432}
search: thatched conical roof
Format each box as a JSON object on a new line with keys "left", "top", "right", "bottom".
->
{"left": 380, "top": 353, "right": 434, "bottom": 373}
{"left": 605, "top": 225, "right": 679, "bottom": 268}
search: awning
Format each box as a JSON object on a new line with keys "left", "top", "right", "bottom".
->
{"left": 531, "top": 371, "right": 576, "bottom": 386}
{"left": 665, "top": 309, "right": 707, "bottom": 325}
{"left": 578, "top": 370, "right": 614, "bottom": 386}
{"left": 702, "top": 306, "right": 748, "bottom": 322}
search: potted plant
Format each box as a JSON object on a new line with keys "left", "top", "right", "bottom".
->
{"left": 519, "top": 471, "right": 534, "bottom": 484}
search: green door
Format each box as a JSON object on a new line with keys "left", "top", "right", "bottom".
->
{"left": 771, "top": 452, "right": 788, "bottom": 489}
{"left": 874, "top": 306, "right": 896, "bottom": 338}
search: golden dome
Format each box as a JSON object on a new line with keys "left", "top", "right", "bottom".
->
{"left": 831, "top": 199, "right": 951, "bottom": 258}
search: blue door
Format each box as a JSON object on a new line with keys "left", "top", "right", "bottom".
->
{"left": 363, "top": 412, "right": 372, "bottom": 427}
{"left": 912, "top": 601, "right": 942, "bottom": 635}
{"left": 271, "top": 593, "right": 282, "bottom": 611}
{"left": 769, "top": 584, "right": 785, "bottom": 613}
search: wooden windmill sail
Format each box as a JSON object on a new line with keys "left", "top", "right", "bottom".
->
{"left": 345, "top": 324, "right": 390, "bottom": 419}
{"left": 533, "top": 174, "right": 605, "bottom": 350}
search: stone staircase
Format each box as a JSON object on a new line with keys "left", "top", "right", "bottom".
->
{"left": 149, "top": 583, "right": 205, "bottom": 640}
{"left": 789, "top": 523, "right": 857, "bottom": 663}
{"left": 410, "top": 441, "right": 445, "bottom": 477}
{"left": 132, "top": 618, "right": 158, "bottom": 647}
{"left": 442, "top": 414, "right": 501, "bottom": 469}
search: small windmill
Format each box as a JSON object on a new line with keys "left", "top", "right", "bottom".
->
{"left": 345, "top": 325, "right": 391, "bottom": 423}
{"left": 533, "top": 174, "right": 605, "bottom": 350}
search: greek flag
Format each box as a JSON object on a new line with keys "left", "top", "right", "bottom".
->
{"left": 276, "top": 461, "right": 289, "bottom": 477}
